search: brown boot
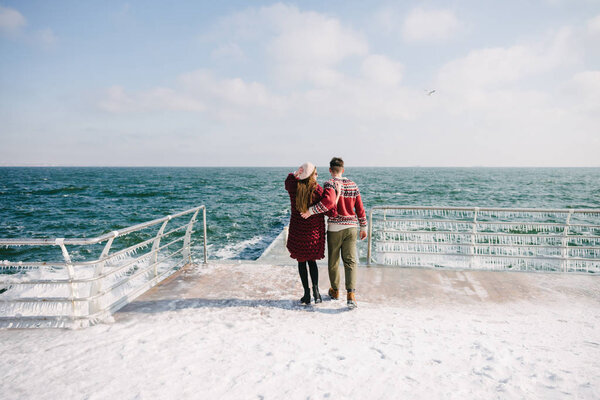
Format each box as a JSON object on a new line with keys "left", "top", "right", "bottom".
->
{"left": 347, "top": 291, "right": 357, "bottom": 309}
{"left": 328, "top": 288, "right": 339, "bottom": 300}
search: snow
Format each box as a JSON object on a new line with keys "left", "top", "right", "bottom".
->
{"left": 1, "top": 262, "right": 599, "bottom": 399}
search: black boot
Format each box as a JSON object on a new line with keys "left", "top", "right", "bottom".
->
{"left": 300, "top": 288, "right": 311, "bottom": 305}
{"left": 298, "top": 261, "right": 311, "bottom": 305}
{"left": 313, "top": 287, "right": 322, "bottom": 304}
{"left": 307, "top": 261, "right": 321, "bottom": 303}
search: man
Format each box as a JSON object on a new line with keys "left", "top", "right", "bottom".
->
{"left": 301, "top": 157, "right": 367, "bottom": 309}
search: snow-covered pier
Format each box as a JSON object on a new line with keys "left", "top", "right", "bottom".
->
{"left": 2, "top": 260, "right": 599, "bottom": 399}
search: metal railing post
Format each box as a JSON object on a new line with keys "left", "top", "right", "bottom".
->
{"left": 56, "top": 238, "right": 77, "bottom": 320}
{"left": 153, "top": 218, "right": 171, "bottom": 276}
{"left": 367, "top": 208, "right": 374, "bottom": 266}
{"left": 561, "top": 210, "right": 574, "bottom": 272}
{"left": 470, "top": 207, "right": 479, "bottom": 269}
{"left": 183, "top": 209, "right": 199, "bottom": 265}
{"left": 89, "top": 231, "right": 117, "bottom": 314}
{"left": 203, "top": 206, "right": 208, "bottom": 264}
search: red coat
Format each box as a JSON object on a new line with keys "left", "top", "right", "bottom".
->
{"left": 285, "top": 173, "right": 336, "bottom": 262}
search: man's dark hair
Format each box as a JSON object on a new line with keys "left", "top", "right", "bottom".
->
{"left": 330, "top": 157, "right": 344, "bottom": 173}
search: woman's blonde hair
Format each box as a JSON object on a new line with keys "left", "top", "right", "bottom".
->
{"left": 296, "top": 169, "right": 317, "bottom": 213}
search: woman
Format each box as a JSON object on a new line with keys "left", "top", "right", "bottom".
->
{"left": 285, "top": 162, "right": 339, "bottom": 305}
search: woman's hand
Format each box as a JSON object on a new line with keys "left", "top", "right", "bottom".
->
{"left": 293, "top": 166, "right": 304, "bottom": 178}
{"left": 334, "top": 181, "right": 342, "bottom": 204}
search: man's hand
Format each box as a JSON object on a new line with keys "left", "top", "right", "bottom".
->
{"left": 359, "top": 230, "right": 367, "bottom": 240}
{"left": 334, "top": 181, "right": 342, "bottom": 204}
{"left": 300, "top": 211, "right": 311, "bottom": 219}
{"left": 334, "top": 181, "right": 342, "bottom": 194}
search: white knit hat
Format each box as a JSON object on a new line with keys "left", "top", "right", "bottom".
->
{"left": 294, "top": 162, "right": 315, "bottom": 180}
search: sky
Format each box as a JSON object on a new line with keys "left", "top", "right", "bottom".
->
{"left": 0, "top": 0, "right": 599, "bottom": 167}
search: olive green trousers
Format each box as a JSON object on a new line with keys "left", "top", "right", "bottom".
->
{"left": 327, "top": 227, "right": 358, "bottom": 291}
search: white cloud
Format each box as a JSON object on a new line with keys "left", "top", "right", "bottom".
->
{"left": 99, "top": 85, "right": 206, "bottom": 113}
{"left": 436, "top": 27, "right": 579, "bottom": 92}
{"left": 570, "top": 70, "right": 600, "bottom": 93}
{"left": 178, "top": 69, "right": 284, "bottom": 110}
{"left": 267, "top": 4, "right": 368, "bottom": 86}
{"left": 294, "top": 82, "right": 428, "bottom": 121}
{"left": 371, "top": 6, "right": 398, "bottom": 35}
{"left": 438, "top": 45, "right": 540, "bottom": 90}
{"left": 587, "top": 14, "right": 600, "bottom": 35}
{"left": 0, "top": 5, "right": 26, "bottom": 35}
{"left": 402, "top": 8, "right": 461, "bottom": 43}
{"left": 213, "top": 3, "right": 368, "bottom": 86}
{"left": 266, "top": 5, "right": 367, "bottom": 66}
{"left": 361, "top": 55, "right": 403, "bottom": 86}
{"left": 211, "top": 42, "right": 245, "bottom": 61}
{"left": 0, "top": 6, "right": 58, "bottom": 48}
{"left": 99, "top": 70, "right": 285, "bottom": 118}
{"left": 96, "top": 7, "right": 599, "bottom": 166}
{"left": 563, "top": 70, "right": 600, "bottom": 113}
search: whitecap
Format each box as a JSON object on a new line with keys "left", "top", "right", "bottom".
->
{"left": 213, "top": 236, "right": 263, "bottom": 260}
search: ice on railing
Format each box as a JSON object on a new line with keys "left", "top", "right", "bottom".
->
{"left": 0, "top": 300, "right": 73, "bottom": 318}
{"left": 380, "top": 208, "right": 476, "bottom": 220}
{"left": 378, "top": 231, "right": 474, "bottom": 244}
{"left": 476, "top": 234, "right": 564, "bottom": 246}
{"left": 371, "top": 207, "right": 600, "bottom": 273}
{"left": 0, "top": 205, "right": 204, "bottom": 329}
{"left": 377, "top": 243, "right": 471, "bottom": 254}
{"left": 375, "top": 243, "right": 569, "bottom": 258}
{"left": 567, "top": 237, "right": 600, "bottom": 247}
{"left": 568, "top": 248, "right": 600, "bottom": 258}
{"left": 375, "top": 253, "right": 472, "bottom": 269}
{"left": 1, "top": 262, "right": 42, "bottom": 270}
{"left": 377, "top": 253, "right": 580, "bottom": 272}
{"left": 568, "top": 260, "right": 600, "bottom": 273}
{"left": 0, "top": 249, "right": 185, "bottom": 328}
{"left": 377, "top": 220, "right": 597, "bottom": 235}
{"left": 377, "top": 220, "right": 473, "bottom": 232}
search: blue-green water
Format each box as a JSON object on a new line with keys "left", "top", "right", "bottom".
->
{"left": 1, "top": 167, "right": 599, "bottom": 262}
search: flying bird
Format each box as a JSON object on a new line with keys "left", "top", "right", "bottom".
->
{"left": 426, "top": 89, "right": 436, "bottom": 96}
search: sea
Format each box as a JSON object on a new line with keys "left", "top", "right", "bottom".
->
{"left": 1, "top": 167, "right": 599, "bottom": 264}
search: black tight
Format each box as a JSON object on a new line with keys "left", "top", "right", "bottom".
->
{"left": 298, "top": 260, "right": 319, "bottom": 290}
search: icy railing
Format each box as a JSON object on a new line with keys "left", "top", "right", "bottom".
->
{"left": 0, "top": 206, "right": 207, "bottom": 329}
{"left": 366, "top": 206, "right": 600, "bottom": 273}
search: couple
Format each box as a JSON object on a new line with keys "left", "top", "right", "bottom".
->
{"left": 285, "top": 157, "right": 367, "bottom": 309}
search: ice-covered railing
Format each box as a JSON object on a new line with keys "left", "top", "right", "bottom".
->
{"left": 366, "top": 206, "right": 600, "bottom": 273}
{"left": 0, "top": 206, "right": 207, "bottom": 329}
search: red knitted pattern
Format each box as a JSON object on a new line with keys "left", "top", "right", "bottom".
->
{"left": 285, "top": 173, "right": 333, "bottom": 262}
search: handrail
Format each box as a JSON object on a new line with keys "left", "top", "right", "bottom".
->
{"left": 367, "top": 206, "right": 600, "bottom": 273}
{"left": 0, "top": 205, "right": 208, "bottom": 329}
{"left": 1, "top": 235, "right": 187, "bottom": 286}
{"left": 0, "top": 206, "right": 206, "bottom": 247}
{"left": 368, "top": 205, "right": 600, "bottom": 213}
{"left": 374, "top": 229, "right": 600, "bottom": 240}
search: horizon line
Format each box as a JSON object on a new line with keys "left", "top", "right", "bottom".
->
{"left": 1, "top": 165, "right": 599, "bottom": 168}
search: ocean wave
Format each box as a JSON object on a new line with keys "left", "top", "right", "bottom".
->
{"left": 213, "top": 236, "right": 264, "bottom": 260}
{"left": 31, "top": 186, "right": 89, "bottom": 195}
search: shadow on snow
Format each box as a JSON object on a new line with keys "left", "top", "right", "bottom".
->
{"left": 118, "top": 298, "right": 352, "bottom": 315}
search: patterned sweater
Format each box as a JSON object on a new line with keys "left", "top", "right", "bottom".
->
{"left": 308, "top": 177, "right": 367, "bottom": 231}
